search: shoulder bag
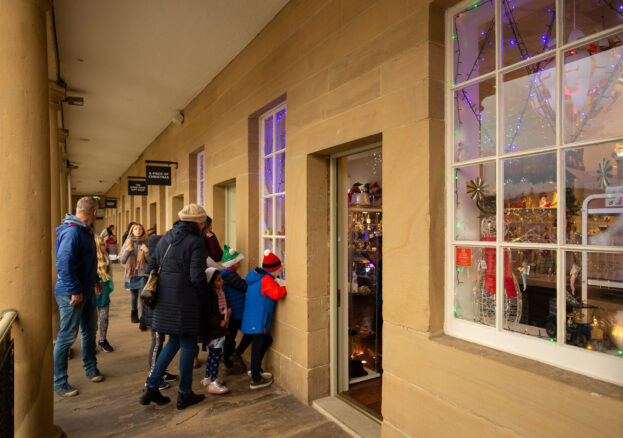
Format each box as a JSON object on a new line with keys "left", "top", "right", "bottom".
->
{"left": 140, "top": 243, "right": 172, "bottom": 310}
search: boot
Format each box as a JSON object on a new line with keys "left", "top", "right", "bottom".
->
{"left": 139, "top": 387, "right": 170, "bottom": 406}
{"left": 177, "top": 391, "right": 206, "bottom": 410}
{"left": 131, "top": 310, "right": 139, "bottom": 323}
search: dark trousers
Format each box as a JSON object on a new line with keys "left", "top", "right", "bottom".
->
{"left": 250, "top": 333, "right": 272, "bottom": 381}
{"left": 223, "top": 319, "right": 252, "bottom": 367}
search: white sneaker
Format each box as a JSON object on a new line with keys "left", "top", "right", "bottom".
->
{"left": 248, "top": 370, "right": 272, "bottom": 379}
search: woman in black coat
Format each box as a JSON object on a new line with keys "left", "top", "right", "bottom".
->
{"left": 140, "top": 204, "right": 208, "bottom": 410}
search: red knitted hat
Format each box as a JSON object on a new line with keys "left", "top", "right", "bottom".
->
{"left": 262, "top": 249, "right": 282, "bottom": 272}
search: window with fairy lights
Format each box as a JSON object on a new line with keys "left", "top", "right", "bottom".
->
{"left": 260, "top": 104, "right": 286, "bottom": 277}
{"left": 446, "top": 0, "right": 623, "bottom": 385}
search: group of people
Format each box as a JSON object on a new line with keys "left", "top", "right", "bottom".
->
{"left": 52, "top": 197, "right": 287, "bottom": 412}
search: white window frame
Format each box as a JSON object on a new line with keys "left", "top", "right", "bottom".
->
{"left": 259, "top": 103, "right": 286, "bottom": 274}
{"left": 197, "top": 151, "right": 205, "bottom": 207}
{"left": 445, "top": 0, "right": 623, "bottom": 386}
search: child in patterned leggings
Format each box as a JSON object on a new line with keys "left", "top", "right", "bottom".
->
{"left": 200, "top": 268, "right": 230, "bottom": 395}
{"left": 94, "top": 236, "right": 114, "bottom": 352}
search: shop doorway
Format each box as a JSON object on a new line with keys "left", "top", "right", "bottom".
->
{"left": 335, "top": 146, "right": 383, "bottom": 420}
{"left": 172, "top": 195, "right": 184, "bottom": 227}
{"left": 149, "top": 202, "right": 157, "bottom": 230}
{"left": 225, "top": 182, "right": 236, "bottom": 248}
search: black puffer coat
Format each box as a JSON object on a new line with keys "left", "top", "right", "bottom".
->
{"left": 147, "top": 221, "right": 208, "bottom": 336}
{"left": 197, "top": 286, "right": 228, "bottom": 344}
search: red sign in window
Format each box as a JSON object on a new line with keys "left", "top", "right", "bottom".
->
{"left": 456, "top": 247, "right": 472, "bottom": 267}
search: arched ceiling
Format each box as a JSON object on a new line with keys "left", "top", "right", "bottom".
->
{"left": 54, "top": 0, "right": 289, "bottom": 195}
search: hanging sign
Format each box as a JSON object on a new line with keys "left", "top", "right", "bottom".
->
{"left": 104, "top": 199, "right": 117, "bottom": 208}
{"left": 128, "top": 179, "right": 148, "bottom": 196}
{"left": 146, "top": 165, "right": 172, "bottom": 186}
{"left": 456, "top": 247, "right": 472, "bottom": 267}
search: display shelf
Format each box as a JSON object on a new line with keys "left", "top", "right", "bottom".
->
{"left": 348, "top": 207, "right": 382, "bottom": 213}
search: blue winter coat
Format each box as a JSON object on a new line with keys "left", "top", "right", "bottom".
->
{"left": 241, "top": 268, "right": 286, "bottom": 334}
{"left": 147, "top": 221, "right": 208, "bottom": 336}
{"left": 54, "top": 214, "right": 98, "bottom": 297}
{"left": 221, "top": 268, "right": 247, "bottom": 320}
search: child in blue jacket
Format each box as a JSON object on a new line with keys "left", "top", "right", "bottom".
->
{"left": 220, "top": 245, "right": 251, "bottom": 374}
{"left": 241, "top": 250, "right": 286, "bottom": 389}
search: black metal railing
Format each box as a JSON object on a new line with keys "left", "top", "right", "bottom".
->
{"left": 0, "top": 310, "right": 17, "bottom": 438}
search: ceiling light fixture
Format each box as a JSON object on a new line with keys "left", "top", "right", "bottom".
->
{"left": 65, "top": 96, "right": 84, "bottom": 106}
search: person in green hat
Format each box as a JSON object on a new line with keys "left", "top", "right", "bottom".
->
{"left": 220, "top": 244, "right": 251, "bottom": 374}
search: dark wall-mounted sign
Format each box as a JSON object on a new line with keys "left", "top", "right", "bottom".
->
{"left": 146, "top": 165, "right": 172, "bottom": 186}
{"left": 105, "top": 199, "right": 117, "bottom": 208}
{"left": 128, "top": 179, "right": 148, "bottom": 196}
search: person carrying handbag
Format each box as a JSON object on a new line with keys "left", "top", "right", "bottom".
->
{"left": 140, "top": 204, "right": 209, "bottom": 410}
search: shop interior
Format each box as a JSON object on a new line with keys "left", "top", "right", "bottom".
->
{"left": 337, "top": 147, "right": 383, "bottom": 419}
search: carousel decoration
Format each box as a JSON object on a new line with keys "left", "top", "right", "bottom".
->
{"left": 597, "top": 157, "right": 613, "bottom": 189}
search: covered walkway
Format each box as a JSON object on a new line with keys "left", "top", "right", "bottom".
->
{"left": 54, "top": 264, "right": 347, "bottom": 438}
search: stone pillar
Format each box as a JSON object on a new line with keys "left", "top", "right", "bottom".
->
{"left": 0, "top": 0, "right": 63, "bottom": 436}
{"left": 58, "top": 129, "right": 69, "bottom": 216}
{"left": 49, "top": 84, "right": 65, "bottom": 341}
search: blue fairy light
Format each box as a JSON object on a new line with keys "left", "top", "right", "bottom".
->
{"left": 509, "top": 39, "right": 516, "bottom": 47}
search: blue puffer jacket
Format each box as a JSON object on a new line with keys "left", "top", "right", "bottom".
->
{"left": 241, "top": 268, "right": 286, "bottom": 334}
{"left": 221, "top": 268, "right": 247, "bottom": 321}
{"left": 54, "top": 214, "right": 98, "bottom": 297}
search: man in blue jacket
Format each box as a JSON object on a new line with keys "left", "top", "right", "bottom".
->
{"left": 53, "top": 197, "right": 104, "bottom": 397}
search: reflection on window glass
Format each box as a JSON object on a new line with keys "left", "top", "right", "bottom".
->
{"left": 264, "top": 156, "right": 273, "bottom": 195}
{"left": 455, "top": 162, "right": 496, "bottom": 241}
{"left": 504, "top": 153, "right": 557, "bottom": 243}
{"left": 454, "top": 246, "right": 496, "bottom": 327}
{"left": 563, "top": 252, "right": 623, "bottom": 356}
{"left": 565, "top": 142, "right": 623, "bottom": 245}
{"left": 453, "top": 0, "right": 495, "bottom": 85}
{"left": 503, "top": 58, "right": 556, "bottom": 153}
{"left": 454, "top": 78, "right": 496, "bottom": 162}
{"left": 264, "top": 197, "right": 273, "bottom": 236}
{"left": 501, "top": 0, "right": 556, "bottom": 67}
{"left": 275, "top": 108, "right": 286, "bottom": 152}
{"left": 264, "top": 115, "right": 273, "bottom": 156}
{"left": 275, "top": 152, "right": 285, "bottom": 194}
{"left": 564, "top": 0, "right": 623, "bottom": 44}
{"left": 564, "top": 32, "right": 623, "bottom": 144}
{"left": 275, "top": 195, "right": 285, "bottom": 237}
{"left": 504, "top": 248, "right": 556, "bottom": 339}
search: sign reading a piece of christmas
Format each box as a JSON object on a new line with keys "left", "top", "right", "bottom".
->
{"left": 146, "top": 165, "right": 171, "bottom": 186}
{"left": 128, "top": 179, "right": 148, "bottom": 196}
{"left": 456, "top": 247, "right": 472, "bottom": 267}
{"left": 104, "top": 199, "right": 117, "bottom": 208}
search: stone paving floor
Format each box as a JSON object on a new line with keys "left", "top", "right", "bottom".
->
{"left": 54, "top": 264, "right": 348, "bottom": 438}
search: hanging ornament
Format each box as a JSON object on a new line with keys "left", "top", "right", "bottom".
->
{"left": 596, "top": 157, "right": 613, "bottom": 189}
{"left": 466, "top": 177, "right": 488, "bottom": 203}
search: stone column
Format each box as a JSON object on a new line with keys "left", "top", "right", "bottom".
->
{"left": 58, "top": 129, "right": 69, "bottom": 216}
{"left": 0, "top": 0, "right": 63, "bottom": 437}
{"left": 49, "top": 84, "right": 65, "bottom": 342}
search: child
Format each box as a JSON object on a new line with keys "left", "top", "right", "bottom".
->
{"left": 241, "top": 250, "right": 287, "bottom": 389}
{"left": 199, "top": 268, "right": 230, "bottom": 394}
{"left": 94, "top": 235, "right": 114, "bottom": 352}
{"left": 220, "top": 245, "right": 251, "bottom": 374}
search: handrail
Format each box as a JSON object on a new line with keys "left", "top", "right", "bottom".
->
{"left": 0, "top": 310, "right": 18, "bottom": 346}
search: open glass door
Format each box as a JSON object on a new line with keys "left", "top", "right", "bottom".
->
{"left": 337, "top": 147, "right": 383, "bottom": 420}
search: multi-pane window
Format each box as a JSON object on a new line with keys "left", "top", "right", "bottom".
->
{"left": 260, "top": 104, "right": 286, "bottom": 275}
{"left": 197, "top": 151, "right": 205, "bottom": 207}
{"left": 447, "top": 0, "right": 623, "bottom": 384}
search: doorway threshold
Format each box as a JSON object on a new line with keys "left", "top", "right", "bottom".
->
{"left": 313, "top": 396, "right": 381, "bottom": 438}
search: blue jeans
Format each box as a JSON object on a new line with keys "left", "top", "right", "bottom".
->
{"left": 53, "top": 293, "right": 98, "bottom": 386}
{"left": 147, "top": 334, "right": 196, "bottom": 393}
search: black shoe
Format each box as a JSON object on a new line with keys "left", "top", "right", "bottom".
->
{"left": 139, "top": 387, "right": 170, "bottom": 406}
{"left": 138, "top": 321, "right": 147, "bottom": 331}
{"left": 131, "top": 310, "right": 139, "bottom": 324}
{"left": 163, "top": 372, "right": 178, "bottom": 382}
{"left": 176, "top": 392, "right": 205, "bottom": 410}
